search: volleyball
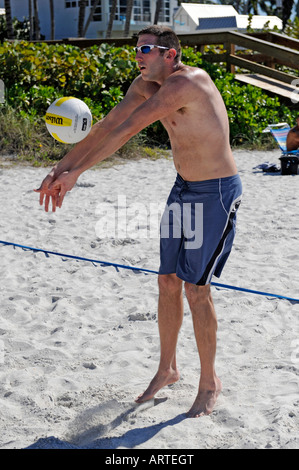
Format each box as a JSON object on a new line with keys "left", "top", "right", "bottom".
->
{"left": 45, "top": 97, "right": 92, "bottom": 144}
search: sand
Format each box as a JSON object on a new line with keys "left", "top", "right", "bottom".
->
{"left": 0, "top": 149, "right": 298, "bottom": 450}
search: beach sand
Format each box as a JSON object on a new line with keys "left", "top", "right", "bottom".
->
{"left": 0, "top": 149, "right": 298, "bottom": 450}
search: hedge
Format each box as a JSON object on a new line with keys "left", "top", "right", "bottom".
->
{"left": 0, "top": 40, "right": 297, "bottom": 159}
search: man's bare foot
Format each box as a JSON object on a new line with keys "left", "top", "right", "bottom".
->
{"left": 187, "top": 377, "right": 222, "bottom": 418}
{"left": 135, "top": 368, "right": 180, "bottom": 403}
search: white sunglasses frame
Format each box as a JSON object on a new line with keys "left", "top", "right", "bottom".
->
{"left": 134, "top": 44, "right": 170, "bottom": 54}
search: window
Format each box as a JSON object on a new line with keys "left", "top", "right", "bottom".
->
{"left": 133, "top": 0, "right": 151, "bottom": 22}
{"left": 158, "top": 1, "right": 170, "bottom": 23}
{"left": 109, "top": 0, "right": 151, "bottom": 22}
{"left": 65, "top": 0, "right": 102, "bottom": 19}
{"left": 91, "top": 0, "right": 102, "bottom": 21}
{"left": 65, "top": 1, "right": 77, "bottom": 8}
{"left": 112, "top": 0, "right": 127, "bottom": 21}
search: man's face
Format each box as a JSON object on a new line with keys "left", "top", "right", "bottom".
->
{"left": 135, "top": 34, "right": 167, "bottom": 82}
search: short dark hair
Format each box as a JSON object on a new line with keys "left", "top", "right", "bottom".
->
{"left": 137, "top": 25, "right": 181, "bottom": 63}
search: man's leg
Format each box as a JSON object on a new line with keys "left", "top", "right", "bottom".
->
{"left": 184, "top": 282, "right": 222, "bottom": 417}
{"left": 136, "top": 273, "right": 183, "bottom": 403}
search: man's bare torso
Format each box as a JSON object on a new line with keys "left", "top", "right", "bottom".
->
{"left": 135, "top": 65, "right": 237, "bottom": 181}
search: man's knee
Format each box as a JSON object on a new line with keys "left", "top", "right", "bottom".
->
{"left": 185, "top": 283, "right": 217, "bottom": 327}
{"left": 158, "top": 273, "right": 183, "bottom": 296}
{"left": 184, "top": 282, "right": 211, "bottom": 305}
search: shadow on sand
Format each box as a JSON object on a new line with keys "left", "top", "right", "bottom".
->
{"left": 26, "top": 398, "right": 188, "bottom": 449}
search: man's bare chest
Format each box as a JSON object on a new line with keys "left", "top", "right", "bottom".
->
{"left": 161, "top": 107, "right": 189, "bottom": 132}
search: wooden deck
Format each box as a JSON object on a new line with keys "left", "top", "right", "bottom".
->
{"left": 235, "top": 73, "right": 299, "bottom": 102}
{"left": 177, "top": 31, "right": 299, "bottom": 102}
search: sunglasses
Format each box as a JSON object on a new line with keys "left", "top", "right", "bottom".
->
{"left": 134, "top": 44, "right": 170, "bottom": 54}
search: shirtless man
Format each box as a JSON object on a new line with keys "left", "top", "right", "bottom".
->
{"left": 35, "top": 26, "right": 242, "bottom": 417}
{"left": 286, "top": 116, "right": 299, "bottom": 151}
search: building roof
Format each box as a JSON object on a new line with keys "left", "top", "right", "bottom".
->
{"left": 174, "top": 3, "right": 283, "bottom": 31}
{"left": 236, "top": 15, "right": 283, "bottom": 30}
{"left": 177, "top": 3, "right": 239, "bottom": 23}
{"left": 197, "top": 16, "right": 237, "bottom": 32}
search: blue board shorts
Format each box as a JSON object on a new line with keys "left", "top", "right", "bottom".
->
{"left": 159, "top": 173, "right": 242, "bottom": 285}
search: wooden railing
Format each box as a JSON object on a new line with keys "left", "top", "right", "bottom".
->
{"left": 178, "top": 31, "right": 299, "bottom": 84}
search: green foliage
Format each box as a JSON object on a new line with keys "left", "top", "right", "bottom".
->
{"left": 0, "top": 40, "right": 297, "bottom": 161}
{"left": 0, "top": 41, "right": 138, "bottom": 119}
{"left": 215, "top": 74, "right": 296, "bottom": 146}
{"left": 284, "top": 16, "right": 299, "bottom": 39}
{"left": 0, "top": 16, "right": 32, "bottom": 42}
{"left": 0, "top": 103, "right": 70, "bottom": 164}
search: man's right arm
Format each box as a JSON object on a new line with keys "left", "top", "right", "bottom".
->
{"left": 48, "top": 76, "right": 146, "bottom": 177}
{"left": 35, "top": 76, "right": 146, "bottom": 211}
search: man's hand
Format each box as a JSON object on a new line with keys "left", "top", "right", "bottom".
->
{"left": 34, "top": 170, "right": 79, "bottom": 212}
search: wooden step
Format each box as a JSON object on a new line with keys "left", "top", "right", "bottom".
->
{"left": 235, "top": 73, "right": 299, "bottom": 102}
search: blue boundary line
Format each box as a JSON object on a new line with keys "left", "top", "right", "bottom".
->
{"left": 1, "top": 240, "right": 298, "bottom": 304}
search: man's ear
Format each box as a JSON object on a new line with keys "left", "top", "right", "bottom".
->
{"left": 166, "top": 48, "right": 177, "bottom": 60}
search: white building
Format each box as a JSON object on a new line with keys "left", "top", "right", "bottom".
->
{"left": 236, "top": 13, "right": 283, "bottom": 31}
{"left": 0, "top": 0, "right": 178, "bottom": 39}
{"left": 0, "top": 1, "right": 283, "bottom": 39}
{"left": 173, "top": 3, "right": 283, "bottom": 34}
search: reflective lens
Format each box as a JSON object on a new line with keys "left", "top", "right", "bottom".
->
{"left": 138, "top": 45, "right": 151, "bottom": 54}
{"left": 134, "top": 45, "right": 169, "bottom": 54}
